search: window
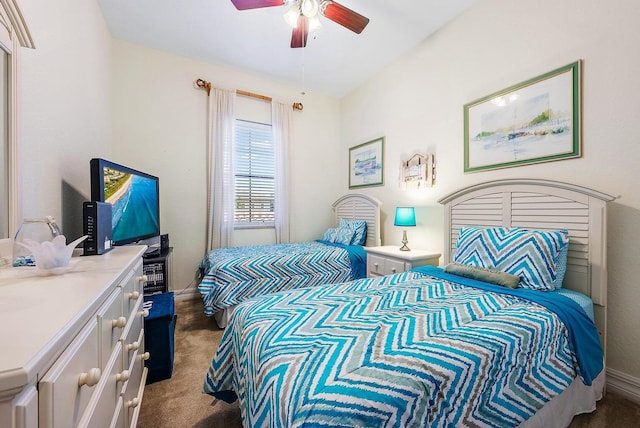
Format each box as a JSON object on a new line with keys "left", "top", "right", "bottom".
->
{"left": 234, "top": 119, "right": 275, "bottom": 227}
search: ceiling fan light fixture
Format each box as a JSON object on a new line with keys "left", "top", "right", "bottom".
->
{"left": 308, "top": 15, "right": 322, "bottom": 31}
{"left": 301, "top": 0, "right": 319, "bottom": 18}
{"left": 284, "top": 4, "right": 300, "bottom": 27}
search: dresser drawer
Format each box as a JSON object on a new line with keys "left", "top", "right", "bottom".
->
{"left": 12, "top": 385, "right": 38, "bottom": 428}
{"left": 76, "top": 342, "right": 126, "bottom": 428}
{"left": 124, "top": 357, "right": 148, "bottom": 428}
{"left": 121, "top": 261, "right": 145, "bottom": 315}
{"left": 122, "top": 301, "right": 145, "bottom": 377}
{"left": 111, "top": 398, "right": 126, "bottom": 428}
{"left": 39, "top": 319, "right": 100, "bottom": 428}
{"left": 98, "top": 288, "right": 126, "bottom": 369}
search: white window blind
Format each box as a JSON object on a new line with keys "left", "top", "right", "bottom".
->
{"left": 234, "top": 119, "right": 275, "bottom": 226}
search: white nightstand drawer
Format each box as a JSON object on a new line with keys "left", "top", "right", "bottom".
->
{"left": 367, "top": 254, "right": 408, "bottom": 276}
{"left": 385, "top": 259, "right": 406, "bottom": 275}
{"left": 365, "top": 246, "right": 441, "bottom": 278}
{"left": 368, "top": 254, "right": 386, "bottom": 275}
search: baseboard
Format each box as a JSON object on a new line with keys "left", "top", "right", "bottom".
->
{"left": 607, "top": 367, "right": 640, "bottom": 404}
{"left": 173, "top": 288, "right": 200, "bottom": 301}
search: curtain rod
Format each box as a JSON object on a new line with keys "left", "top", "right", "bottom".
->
{"left": 195, "top": 79, "right": 303, "bottom": 111}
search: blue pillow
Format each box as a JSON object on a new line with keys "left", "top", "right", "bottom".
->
{"left": 553, "top": 241, "right": 569, "bottom": 289}
{"left": 333, "top": 227, "right": 357, "bottom": 246}
{"left": 321, "top": 228, "right": 337, "bottom": 242}
{"left": 338, "top": 219, "right": 367, "bottom": 246}
{"left": 453, "top": 226, "right": 569, "bottom": 291}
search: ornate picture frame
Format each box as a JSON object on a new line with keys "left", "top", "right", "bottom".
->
{"left": 464, "top": 60, "right": 582, "bottom": 172}
{"left": 349, "top": 137, "right": 385, "bottom": 188}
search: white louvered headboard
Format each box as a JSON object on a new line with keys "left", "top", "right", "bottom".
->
{"left": 332, "top": 194, "right": 382, "bottom": 247}
{"left": 438, "top": 179, "right": 614, "bottom": 347}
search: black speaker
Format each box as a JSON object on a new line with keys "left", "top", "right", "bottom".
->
{"left": 83, "top": 201, "right": 113, "bottom": 255}
{"left": 160, "top": 233, "right": 170, "bottom": 252}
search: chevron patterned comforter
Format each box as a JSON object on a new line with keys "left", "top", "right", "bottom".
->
{"left": 204, "top": 266, "right": 603, "bottom": 427}
{"left": 198, "top": 241, "right": 365, "bottom": 316}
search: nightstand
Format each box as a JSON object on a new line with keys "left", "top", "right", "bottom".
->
{"left": 365, "top": 245, "right": 441, "bottom": 277}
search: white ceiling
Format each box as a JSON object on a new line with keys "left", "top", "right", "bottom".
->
{"left": 97, "top": 0, "right": 476, "bottom": 98}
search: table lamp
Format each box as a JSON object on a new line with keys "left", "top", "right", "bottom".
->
{"left": 394, "top": 207, "right": 416, "bottom": 251}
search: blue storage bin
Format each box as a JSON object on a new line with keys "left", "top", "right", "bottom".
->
{"left": 143, "top": 292, "right": 176, "bottom": 384}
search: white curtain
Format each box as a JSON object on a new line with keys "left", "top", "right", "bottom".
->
{"left": 205, "top": 87, "right": 236, "bottom": 251}
{"left": 272, "top": 101, "right": 292, "bottom": 244}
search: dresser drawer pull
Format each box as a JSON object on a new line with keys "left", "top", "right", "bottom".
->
{"left": 116, "top": 370, "right": 130, "bottom": 383}
{"left": 78, "top": 368, "right": 101, "bottom": 387}
{"left": 140, "top": 352, "right": 150, "bottom": 361}
{"left": 374, "top": 263, "right": 379, "bottom": 268}
{"left": 112, "top": 316, "right": 127, "bottom": 329}
{"left": 126, "top": 398, "right": 140, "bottom": 409}
{"left": 137, "top": 275, "right": 148, "bottom": 283}
{"left": 128, "top": 291, "right": 140, "bottom": 300}
{"left": 391, "top": 268, "right": 397, "bottom": 273}
{"left": 139, "top": 309, "right": 150, "bottom": 318}
{"left": 127, "top": 341, "right": 140, "bottom": 351}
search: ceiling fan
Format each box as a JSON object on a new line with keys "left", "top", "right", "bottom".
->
{"left": 230, "top": 0, "right": 370, "bottom": 48}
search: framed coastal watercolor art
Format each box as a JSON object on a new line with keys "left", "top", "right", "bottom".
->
{"left": 464, "top": 60, "right": 582, "bottom": 172}
{"left": 349, "top": 137, "right": 384, "bottom": 188}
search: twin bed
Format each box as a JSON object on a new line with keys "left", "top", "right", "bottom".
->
{"left": 198, "top": 193, "right": 382, "bottom": 327}
{"left": 201, "top": 179, "right": 613, "bottom": 427}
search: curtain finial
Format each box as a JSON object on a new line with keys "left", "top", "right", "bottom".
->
{"left": 196, "top": 78, "right": 211, "bottom": 96}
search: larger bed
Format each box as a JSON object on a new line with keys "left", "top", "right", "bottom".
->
{"left": 203, "top": 179, "right": 614, "bottom": 427}
{"left": 198, "top": 193, "right": 381, "bottom": 327}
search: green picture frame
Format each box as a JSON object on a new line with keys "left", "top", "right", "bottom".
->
{"left": 464, "top": 60, "right": 582, "bottom": 172}
{"left": 348, "top": 137, "right": 385, "bottom": 188}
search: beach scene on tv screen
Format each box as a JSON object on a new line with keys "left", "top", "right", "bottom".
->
{"left": 103, "top": 167, "right": 159, "bottom": 242}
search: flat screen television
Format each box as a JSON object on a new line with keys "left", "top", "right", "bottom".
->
{"left": 90, "top": 158, "right": 160, "bottom": 246}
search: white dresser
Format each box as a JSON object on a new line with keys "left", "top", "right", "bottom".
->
{"left": 0, "top": 246, "right": 148, "bottom": 428}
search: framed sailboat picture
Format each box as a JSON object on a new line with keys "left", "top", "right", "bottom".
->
{"left": 349, "top": 137, "right": 385, "bottom": 188}
{"left": 464, "top": 60, "right": 581, "bottom": 172}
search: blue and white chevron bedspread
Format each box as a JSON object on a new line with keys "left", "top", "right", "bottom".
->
{"left": 204, "top": 268, "right": 603, "bottom": 427}
{"left": 198, "top": 241, "right": 357, "bottom": 316}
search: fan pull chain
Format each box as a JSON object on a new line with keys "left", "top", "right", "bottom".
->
{"left": 300, "top": 49, "right": 306, "bottom": 96}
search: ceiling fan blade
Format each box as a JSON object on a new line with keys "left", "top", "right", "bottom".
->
{"left": 320, "top": 1, "right": 369, "bottom": 34}
{"left": 230, "top": 0, "right": 284, "bottom": 10}
{"left": 290, "top": 15, "right": 309, "bottom": 48}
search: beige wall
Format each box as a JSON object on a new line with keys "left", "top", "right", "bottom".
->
{"left": 18, "top": 0, "right": 113, "bottom": 238}
{"left": 111, "top": 40, "right": 342, "bottom": 294}
{"left": 15, "top": 0, "right": 342, "bottom": 297}
{"left": 340, "top": 0, "right": 640, "bottom": 394}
